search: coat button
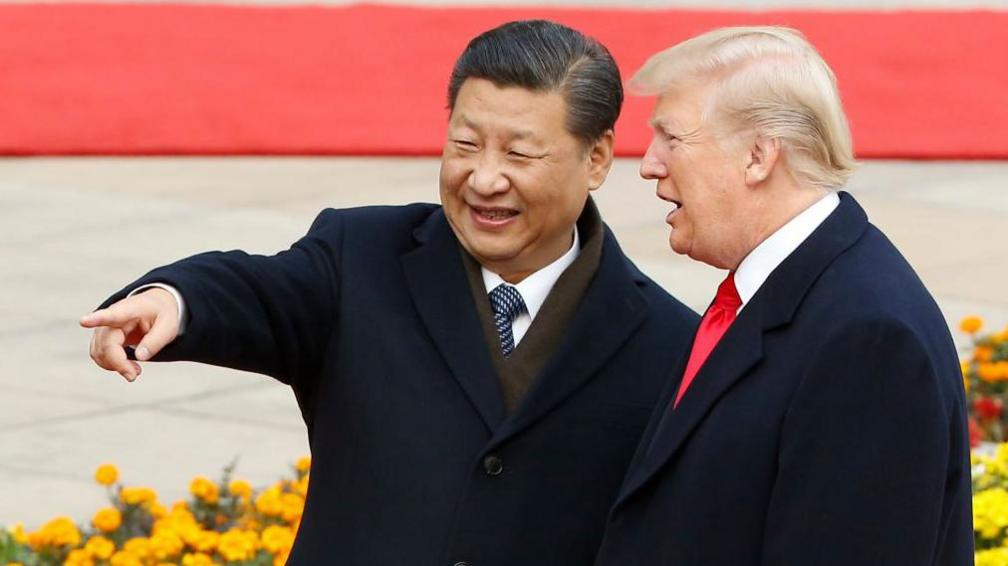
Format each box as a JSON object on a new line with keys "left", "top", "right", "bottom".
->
{"left": 483, "top": 454, "right": 503, "bottom": 476}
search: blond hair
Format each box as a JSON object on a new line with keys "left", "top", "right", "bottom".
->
{"left": 632, "top": 26, "right": 856, "bottom": 190}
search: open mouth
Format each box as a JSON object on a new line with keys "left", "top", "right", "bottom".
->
{"left": 471, "top": 204, "right": 519, "bottom": 221}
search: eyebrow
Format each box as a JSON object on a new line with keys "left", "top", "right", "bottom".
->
{"left": 457, "top": 115, "right": 538, "bottom": 142}
{"left": 648, "top": 117, "right": 679, "bottom": 132}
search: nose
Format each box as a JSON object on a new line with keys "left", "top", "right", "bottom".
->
{"left": 468, "top": 154, "right": 510, "bottom": 196}
{"left": 639, "top": 139, "right": 667, "bottom": 181}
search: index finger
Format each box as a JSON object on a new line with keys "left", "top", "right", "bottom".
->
{"left": 80, "top": 300, "right": 144, "bottom": 329}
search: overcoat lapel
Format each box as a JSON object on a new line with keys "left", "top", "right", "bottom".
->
{"left": 401, "top": 210, "right": 505, "bottom": 432}
{"left": 489, "top": 230, "right": 650, "bottom": 446}
{"left": 613, "top": 192, "right": 870, "bottom": 511}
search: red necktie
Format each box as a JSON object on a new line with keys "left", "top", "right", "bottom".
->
{"left": 674, "top": 272, "right": 742, "bottom": 407}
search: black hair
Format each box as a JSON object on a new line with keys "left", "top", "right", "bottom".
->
{"left": 447, "top": 20, "right": 623, "bottom": 145}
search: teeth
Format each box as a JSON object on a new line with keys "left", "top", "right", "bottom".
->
{"left": 479, "top": 209, "right": 516, "bottom": 220}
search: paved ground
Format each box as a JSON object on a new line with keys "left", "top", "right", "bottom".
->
{"left": 1, "top": 156, "right": 1006, "bottom": 527}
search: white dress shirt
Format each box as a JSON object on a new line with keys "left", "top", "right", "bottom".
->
{"left": 734, "top": 191, "right": 840, "bottom": 313}
{"left": 481, "top": 228, "right": 580, "bottom": 346}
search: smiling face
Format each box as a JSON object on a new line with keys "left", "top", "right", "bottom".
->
{"left": 639, "top": 85, "right": 760, "bottom": 270}
{"left": 440, "top": 78, "right": 613, "bottom": 282}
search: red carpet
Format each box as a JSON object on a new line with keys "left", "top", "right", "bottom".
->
{"left": 1, "top": 4, "right": 1006, "bottom": 158}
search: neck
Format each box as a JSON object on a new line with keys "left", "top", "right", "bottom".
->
{"left": 729, "top": 180, "right": 828, "bottom": 270}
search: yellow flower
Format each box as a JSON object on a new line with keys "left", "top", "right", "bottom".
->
{"left": 122, "top": 537, "right": 151, "bottom": 560}
{"left": 962, "top": 315, "right": 984, "bottom": 334}
{"left": 976, "top": 346, "right": 995, "bottom": 363}
{"left": 293, "top": 475, "right": 309, "bottom": 497}
{"left": 281, "top": 493, "right": 304, "bottom": 524}
{"left": 64, "top": 548, "right": 94, "bottom": 566}
{"left": 295, "top": 456, "right": 311, "bottom": 474}
{"left": 92, "top": 507, "right": 122, "bottom": 533}
{"left": 8, "top": 522, "right": 27, "bottom": 545}
{"left": 120, "top": 487, "right": 157, "bottom": 506}
{"left": 149, "top": 530, "right": 184, "bottom": 561}
{"left": 188, "top": 529, "right": 220, "bottom": 554}
{"left": 261, "top": 525, "right": 294, "bottom": 555}
{"left": 85, "top": 536, "right": 116, "bottom": 560}
{"left": 973, "top": 487, "right": 1008, "bottom": 541}
{"left": 229, "top": 479, "right": 252, "bottom": 499}
{"left": 217, "top": 529, "right": 259, "bottom": 562}
{"left": 181, "top": 553, "right": 215, "bottom": 566}
{"left": 108, "top": 550, "right": 143, "bottom": 566}
{"left": 976, "top": 547, "right": 1008, "bottom": 566}
{"left": 148, "top": 502, "right": 168, "bottom": 520}
{"left": 979, "top": 363, "right": 1000, "bottom": 383}
{"left": 94, "top": 464, "right": 119, "bottom": 486}
{"left": 189, "top": 476, "right": 219, "bottom": 505}
{"left": 255, "top": 486, "right": 284, "bottom": 517}
{"left": 28, "top": 517, "right": 81, "bottom": 549}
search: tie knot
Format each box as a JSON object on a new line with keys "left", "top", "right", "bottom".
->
{"left": 712, "top": 272, "right": 742, "bottom": 310}
{"left": 489, "top": 284, "right": 526, "bottom": 321}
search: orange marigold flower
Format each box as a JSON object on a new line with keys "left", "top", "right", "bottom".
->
{"left": 28, "top": 517, "right": 81, "bottom": 549}
{"left": 189, "top": 477, "right": 219, "bottom": 505}
{"left": 976, "top": 346, "right": 995, "bottom": 363}
{"left": 109, "top": 550, "right": 143, "bottom": 566}
{"left": 217, "top": 529, "right": 259, "bottom": 562}
{"left": 961, "top": 316, "right": 984, "bottom": 334}
{"left": 122, "top": 537, "right": 151, "bottom": 559}
{"left": 120, "top": 487, "right": 157, "bottom": 506}
{"left": 281, "top": 493, "right": 304, "bottom": 524}
{"left": 295, "top": 456, "right": 311, "bottom": 474}
{"left": 85, "top": 535, "right": 117, "bottom": 560}
{"left": 94, "top": 464, "right": 119, "bottom": 487}
{"left": 181, "top": 552, "right": 215, "bottom": 566}
{"left": 149, "top": 530, "right": 184, "bottom": 561}
{"left": 261, "top": 525, "right": 295, "bottom": 555}
{"left": 92, "top": 507, "right": 122, "bottom": 533}
{"left": 255, "top": 487, "right": 284, "bottom": 517}
{"left": 229, "top": 479, "right": 252, "bottom": 499}
{"left": 978, "top": 363, "right": 999, "bottom": 383}
{"left": 64, "top": 548, "right": 94, "bottom": 566}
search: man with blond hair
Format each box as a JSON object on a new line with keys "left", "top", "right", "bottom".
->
{"left": 595, "top": 26, "right": 973, "bottom": 564}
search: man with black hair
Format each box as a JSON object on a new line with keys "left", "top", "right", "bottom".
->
{"left": 82, "top": 20, "right": 697, "bottom": 565}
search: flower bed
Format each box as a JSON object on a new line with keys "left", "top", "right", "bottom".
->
{"left": 961, "top": 316, "right": 1008, "bottom": 445}
{"left": 0, "top": 458, "right": 309, "bottom": 566}
{"left": 1, "top": 318, "right": 1003, "bottom": 565}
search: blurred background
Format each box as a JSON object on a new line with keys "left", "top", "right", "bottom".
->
{"left": 1, "top": 0, "right": 1006, "bottom": 530}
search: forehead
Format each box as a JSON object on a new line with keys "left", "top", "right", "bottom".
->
{"left": 647, "top": 77, "right": 721, "bottom": 129}
{"left": 450, "top": 78, "right": 570, "bottom": 139}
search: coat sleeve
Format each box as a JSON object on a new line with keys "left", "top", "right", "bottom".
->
{"left": 100, "top": 208, "right": 343, "bottom": 386}
{"left": 761, "top": 317, "right": 957, "bottom": 565}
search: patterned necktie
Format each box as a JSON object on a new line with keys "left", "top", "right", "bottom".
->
{"left": 674, "top": 272, "right": 742, "bottom": 407}
{"left": 488, "top": 283, "right": 527, "bottom": 358}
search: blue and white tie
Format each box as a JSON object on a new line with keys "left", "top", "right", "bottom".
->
{"left": 488, "top": 283, "right": 527, "bottom": 358}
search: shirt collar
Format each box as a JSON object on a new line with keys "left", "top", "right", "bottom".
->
{"left": 481, "top": 227, "right": 580, "bottom": 320}
{"left": 734, "top": 191, "right": 840, "bottom": 310}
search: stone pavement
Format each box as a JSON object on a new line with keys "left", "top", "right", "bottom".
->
{"left": 1, "top": 156, "right": 1006, "bottom": 527}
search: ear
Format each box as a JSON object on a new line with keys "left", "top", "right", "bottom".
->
{"left": 586, "top": 130, "right": 615, "bottom": 191}
{"left": 745, "top": 135, "right": 781, "bottom": 187}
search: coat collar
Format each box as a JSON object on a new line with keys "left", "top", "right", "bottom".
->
{"left": 401, "top": 208, "right": 505, "bottom": 432}
{"left": 401, "top": 203, "right": 652, "bottom": 441}
{"left": 613, "top": 192, "right": 869, "bottom": 511}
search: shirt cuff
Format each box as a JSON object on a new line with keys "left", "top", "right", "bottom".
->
{"left": 128, "top": 283, "right": 187, "bottom": 335}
